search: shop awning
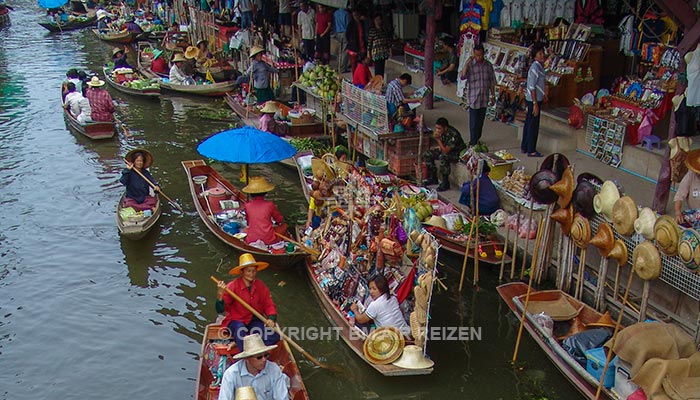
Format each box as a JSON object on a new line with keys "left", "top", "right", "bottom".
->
{"left": 310, "top": 0, "right": 348, "bottom": 9}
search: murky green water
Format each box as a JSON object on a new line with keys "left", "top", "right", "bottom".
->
{"left": 0, "top": 3, "right": 583, "bottom": 399}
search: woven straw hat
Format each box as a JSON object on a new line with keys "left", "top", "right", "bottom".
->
{"left": 573, "top": 173, "right": 602, "bottom": 219}
{"left": 612, "top": 196, "right": 638, "bottom": 236}
{"left": 234, "top": 387, "right": 258, "bottom": 400}
{"left": 228, "top": 253, "right": 270, "bottom": 275}
{"left": 549, "top": 166, "right": 574, "bottom": 208}
{"left": 586, "top": 311, "right": 615, "bottom": 329}
{"left": 413, "top": 285, "right": 428, "bottom": 312}
{"left": 654, "top": 215, "right": 681, "bottom": 256}
{"left": 112, "top": 46, "right": 124, "bottom": 56}
{"left": 424, "top": 216, "right": 447, "bottom": 230}
{"left": 609, "top": 239, "right": 628, "bottom": 265}
{"left": 259, "top": 101, "right": 279, "bottom": 114}
{"left": 172, "top": 53, "right": 187, "bottom": 62}
{"left": 242, "top": 176, "right": 275, "bottom": 194}
{"left": 551, "top": 204, "right": 574, "bottom": 235}
{"left": 125, "top": 148, "right": 154, "bottom": 169}
{"left": 311, "top": 158, "right": 335, "bottom": 181}
{"left": 678, "top": 228, "right": 700, "bottom": 271}
{"left": 632, "top": 240, "right": 662, "bottom": 280}
{"left": 593, "top": 181, "right": 620, "bottom": 221}
{"left": 685, "top": 149, "right": 700, "bottom": 174}
{"left": 409, "top": 313, "right": 425, "bottom": 346}
{"left": 570, "top": 213, "right": 591, "bottom": 249}
{"left": 634, "top": 207, "right": 657, "bottom": 240}
{"left": 363, "top": 327, "right": 405, "bottom": 365}
{"left": 590, "top": 222, "right": 615, "bottom": 257}
{"left": 391, "top": 345, "right": 434, "bottom": 369}
{"left": 184, "top": 46, "right": 199, "bottom": 59}
{"left": 232, "top": 333, "right": 277, "bottom": 360}
{"left": 249, "top": 45, "right": 265, "bottom": 58}
{"left": 87, "top": 76, "right": 106, "bottom": 87}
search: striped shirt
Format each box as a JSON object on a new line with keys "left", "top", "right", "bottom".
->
{"left": 85, "top": 87, "right": 114, "bottom": 122}
{"left": 385, "top": 78, "right": 405, "bottom": 107}
{"left": 525, "top": 60, "right": 546, "bottom": 102}
{"left": 462, "top": 59, "right": 495, "bottom": 109}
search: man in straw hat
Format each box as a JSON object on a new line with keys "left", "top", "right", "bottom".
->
{"left": 242, "top": 177, "right": 286, "bottom": 245}
{"left": 217, "top": 334, "right": 289, "bottom": 400}
{"left": 674, "top": 149, "right": 700, "bottom": 229}
{"left": 169, "top": 53, "right": 191, "bottom": 85}
{"left": 85, "top": 76, "right": 115, "bottom": 122}
{"left": 245, "top": 46, "right": 278, "bottom": 104}
{"left": 216, "top": 254, "right": 280, "bottom": 354}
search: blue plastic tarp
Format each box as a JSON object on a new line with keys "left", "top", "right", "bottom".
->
{"left": 197, "top": 126, "right": 296, "bottom": 164}
{"left": 38, "top": 0, "right": 68, "bottom": 9}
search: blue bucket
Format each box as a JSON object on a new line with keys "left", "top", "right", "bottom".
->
{"left": 223, "top": 221, "right": 240, "bottom": 234}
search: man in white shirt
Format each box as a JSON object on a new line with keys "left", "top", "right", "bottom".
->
{"left": 63, "top": 82, "right": 92, "bottom": 124}
{"left": 296, "top": 0, "right": 316, "bottom": 61}
{"left": 237, "top": 0, "right": 254, "bottom": 29}
{"left": 169, "top": 53, "right": 189, "bottom": 85}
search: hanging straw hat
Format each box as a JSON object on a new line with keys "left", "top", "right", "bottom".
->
{"left": 391, "top": 345, "right": 434, "bottom": 369}
{"left": 86, "top": 76, "right": 106, "bottom": 87}
{"left": 609, "top": 239, "right": 629, "bottom": 265}
{"left": 632, "top": 240, "right": 662, "bottom": 281}
{"left": 557, "top": 316, "right": 586, "bottom": 340}
{"left": 612, "top": 196, "right": 638, "bottom": 236}
{"left": 549, "top": 166, "right": 574, "bottom": 208}
{"left": 228, "top": 253, "right": 270, "bottom": 275}
{"left": 112, "top": 46, "right": 124, "bottom": 56}
{"left": 125, "top": 148, "right": 154, "bottom": 169}
{"left": 184, "top": 46, "right": 199, "bottom": 59}
{"left": 586, "top": 311, "right": 615, "bottom": 329}
{"left": 529, "top": 169, "right": 559, "bottom": 204}
{"left": 654, "top": 215, "right": 681, "bottom": 256}
{"left": 570, "top": 213, "right": 591, "bottom": 249}
{"left": 550, "top": 204, "right": 574, "bottom": 235}
{"left": 172, "top": 53, "right": 187, "bottom": 62}
{"left": 249, "top": 46, "right": 265, "bottom": 58}
{"left": 311, "top": 158, "right": 335, "bottom": 181}
{"left": 232, "top": 333, "right": 278, "bottom": 359}
{"left": 413, "top": 285, "right": 429, "bottom": 313}
{"left": 409, "top": 313, "right": 425, "bottom": 346}
{"left": 593, "top": 181, "right": 620, "bottom": 221}
{"left": 259, "top": 101, "right": 279, "bottom": 114}
{"left": 590, "top": 222, "right": 615, "bottom": 257}
{"left": 634, "top": 207, "right": 657, "bottom": 240}
{"left": 242, "top": 176, "right": 276, "bottom": 194}
{"left": 685, "top": 149, "right": 700, "bottom": 174}
{"left": 363, "top": 327, "right": 405, "bottom": 365}
{"left": 424, "top": 216, "right": 447, "bottom": 230}
{"left": 540, "top": 153, "right": 570, "bottom": 180}
{"left": 573, "top": 173, "right": 602, "bottom": 219}
{"left": 678, "top": 228, "right": 700, "bottom": 271}
{"left": 234, "top": 386, "right": 258, "bottom": 400}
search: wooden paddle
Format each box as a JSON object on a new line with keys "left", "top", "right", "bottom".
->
{"left": 274, "top": 231, "right": 320, "bottom": 257}
{"left": 498, "top": 209, "right": 512, "bottom": 282}
{"left": 210, "top": 276, "right": 341, "bottom": 372}
{"left": 127, "top": 164, "right": 184, "bottom": 212}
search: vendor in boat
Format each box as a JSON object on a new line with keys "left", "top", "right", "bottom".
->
{"left": 217, "top": 334, "right": 289, "bottom": 400}
{"left": 112, "top": 47, "right": 132, "bottom": 70}
{"left": 246, "top": 46, "right": 278, "bottom": 104}
{"left": 350, "top": 274, "right": 411, "bottom": 337}
{"left": 63, "top": 82, "right": 92, "bottom": 124}
{"left": 168, "top": 53, "right": 190, "bottom": 85}
{"left": 96, "top": 13, "right": 111, "bottom": 33}
{"left": 149, "top": 49, "right": 168, "bottom": 75}
{"left": 85, "top": 76, "right": 115, "bottom": 122}
{"left": 258, "top": 101, "right": 288, "bottom": 136}
{"left": 458, "top": 164, "right": 500, "bottom": 215}
{"left": 119, "top": 148, "right": 160, "bottom": 212}
{"left": 123, "top": 14, "right": 143, "bottom": 33}
{"left": 195, "top": 39, "right": 212, "bottom": 66}
{"left": 215, "top": 253, "right": 281, "bottom": 352}
{"left": 242, "top": 177, "right": 286, "bottom": 245}
{"left": 334, "top": 145, "right": 349, "bottom": 162}
{"left": 62, "top": 69, "right": 83, "bottom": 100}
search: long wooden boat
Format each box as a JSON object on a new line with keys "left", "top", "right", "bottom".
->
{"left": 116, "top": 192, "right": 161, "bottom": 240}
{"left": 136, "top": 41, "right": 169, "bottom": 80}
{"left": 182, "top": 159, "right": 306, "bottom": 269}
{"left": 160, "top": 80, "right": 235, "bottom": 97}
{"left": 225, "top": 94, "right": 327, "bottom": 138}
{"left": 92, "top": 28, "right": 139, "bottom": 44}
{"left": 62, "top": 106, "right": 115, "bottom": 140}
{"left": 38, "top": 15, "right": 96, "bottom": 32}
{"left": 497, "top": 282, "right": 621, "bottom": 400}
{"left": 102, "top": 65, "right": 160, "bottom": 98}
{"left": 195, "top": 324, "right": 309, "bottom": 400}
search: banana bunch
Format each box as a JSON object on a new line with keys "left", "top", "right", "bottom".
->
{"left": 453, "top": 215, "right": 466, "bottom": 232}
{"left": 202, "top": 58, "right": 215, "bottom": 68}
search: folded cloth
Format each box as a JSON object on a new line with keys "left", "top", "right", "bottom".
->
{"left": 663, "top": 375, "right": 700, "bottom": 400}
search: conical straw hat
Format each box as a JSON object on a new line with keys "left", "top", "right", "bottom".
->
{"left": 391, "top": 345, "right": 434, "bottom": 369}
{"left": 590, "top": 222, "right": 615, "bottom": 257}
{"left": 586, "top": 311, "right": 615, "bottom": 329}
{"left": 634, "top": 207, "right": 657, "bottom": 240}
{"left": 678, "top": 228, "right": 700, "bottom": 271}
{"left": 573, "top": 172, "right": 602, "bottom": 219}
{"left": 549, "top": 166, "right": 574, "bottom": 208}
{"left": 551, "top": 204, "right": 574, "bottom": 235}
{"left": 612, "top": 196, "right": 638, "bottom": 236}
{"left": 654, "top": 215, "right": 680, "bottom": 256}
{"left": 234, "top": 386, "right": 258, "bottom": 400}
{"left": 570, "top": 213, "right": 591, "bottom": 249}
{"left": 632, "top": 240, "right": 662, "bottom": 280}
{"left": 558, "top": 316, "right": 586, "bottom": 340}
{"left": 609, "top": 239, "right": 628, "bottom": 265}
{"left": 593, "top": 181, "right": 620, "bottom": 221}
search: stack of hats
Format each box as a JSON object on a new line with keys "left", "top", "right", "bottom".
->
{"left": 409, "top": 271, "right": 432, "bottom": 348}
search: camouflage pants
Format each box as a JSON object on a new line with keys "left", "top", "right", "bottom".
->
{"left": 423, "top": 149, "right": 458, "bottom": 179}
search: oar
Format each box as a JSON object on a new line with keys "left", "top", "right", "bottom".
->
{"left": 210, "top": 276, "right": 341, "bottom": 372}
{"left": 127, "top": 164, "right": 184, "bottom": 212}
{"left": 274, "top": 231, "right": 320, "bottom": 257}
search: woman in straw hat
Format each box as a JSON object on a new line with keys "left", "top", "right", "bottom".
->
{"left": 85, "top": 76, "right": 115, "bottom": 122}
{"left": 242, "top": 177, "right": 286, "bottom": 245}
{"left": 674, "top": 149, "right": 700, "bottom": 229}
{"left": 258, "top": 101, "right": 287, "bottom": 136}
{"left": 169, "top": 53, "right": 191, "bottom": 85}
{"left": 119, "top": 148, "right": 159, "bottom": 212}
{"left": 350, "top": 274, "right": 411, "bottom": 337}
{"left": 112, "top": 46, "right": 132, "bottom": 70}
{"left": 218, "top": 334, "right": 289, "bottom": 400}
{"left": 216, "top": 255, "right": 280, "bottom": 353}
{"left": 245, "top": 46, "right": 278, "bottom": 104}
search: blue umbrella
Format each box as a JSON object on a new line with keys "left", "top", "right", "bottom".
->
{"left": 197, "top": 126, "right": 296, "bottom": 164}
{"left": 38, "top": 0, "right": 68, "bottom": 9}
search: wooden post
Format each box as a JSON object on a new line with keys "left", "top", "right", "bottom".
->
{"left": 510, "top": 204, "right": 521, "bottom": 279}
{"left": 520, "top": 205, "right": 535, "bottom": 280}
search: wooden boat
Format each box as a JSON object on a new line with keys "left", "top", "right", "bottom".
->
{"left": 136, "top": 41, "right": 169, "bottom": 80}
{"left": 196, "top": 64, "right": 235, "bottom": 82}
{"left": 62, "top": 104, "right": 115, "bottom": 140}
{"left": 92, "top": 28, "right": 139, "bottom": 44}
{"left": 160, "top": 80, "right": 235, "bottom": 97}
{"left": 497, "top": 282, "right": 622, "bottom": 400}
{"left": 116, "top": 192, "right": 161, "bottom": 240}
{"left": 181, "top": 159, "right": 306, "bottom": 269}
{"left": 38, "top": 15, "right": 96, "bottom": 32}
{"left": 102, "top": 65, "right": 160, "bottom": 98}
{"left": 195, "top": 324, "right": 309, "bottom": 400}
{"left": 225, "top": 94, "right": 327, "bottom": 138}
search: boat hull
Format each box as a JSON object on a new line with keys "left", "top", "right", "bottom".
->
{"left": 103, "top": 66, "right": 160, "bottom": 98}
{"left": 160, "top": 81, "right": 234, "bottom": 97}
{"left": 63, "top": 108, "right": 115, "bottom": 140}
{"left": 38, "top": 15, "right": 96, "bottom": 32}
{"left": 116, "top": 192, "right": 161, "bottom": 240}
{"left": 92, "top": 28, "right": 139, "bottom": 44}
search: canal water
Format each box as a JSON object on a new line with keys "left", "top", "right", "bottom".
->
{"left": 0, "top": 2, "right": 583, "bottom": 399}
